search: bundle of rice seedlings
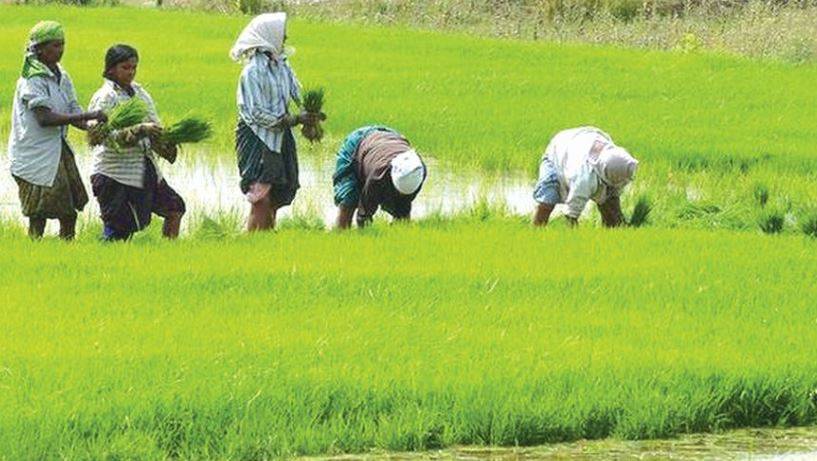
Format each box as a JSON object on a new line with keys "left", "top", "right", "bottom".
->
{"left": 88, "top": 98, "right": 149, "bottom": 146}
{"left": 300, "top": 87, "right": 325, "bottom": 142}
{"left": 752, "top": 183, "right": 770, "bottom": 208}
{"left": 161, "top": 116, "right": 213, "bottom": 145}
{"left": 758, "top": 209, "right": 784, "bottom": 234}
{"left": 628, "top": 194, "right": 652, "bottom": 227}
{"left": 800, "top": 213, "right": 817, "bottom": 238}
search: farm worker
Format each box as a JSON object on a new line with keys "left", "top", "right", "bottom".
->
{"left": 7, "top": 21, "right": 107, "bottom": 240}
{"left": 333, "top": 126, "right": 427, "bottom": 229}
{"left": 532, "top": 126, "right": 638, "bottom": 227}
{"left": 231, "top": 13, "right": 320, "bottom": 232}
{"left": 87, "top": 44, "right": 186, "bottom": 241}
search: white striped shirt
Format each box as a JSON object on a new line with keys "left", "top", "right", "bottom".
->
{"left": 88, "top": 79, "right": 162, "bottom": 188}
{"left": 236, "top": 50, "right": 301, "bottom": 153}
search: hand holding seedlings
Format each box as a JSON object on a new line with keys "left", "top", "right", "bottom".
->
{"left": 88, "top": 97, "right": 150, "bottom": 146}
{"left": 136, "top": 122, "right": 162, "bottom": 138}
{"left": 85, "top": 110, "right": 108, "bottom": 124}
{"left": 284, "top": 111, "right": 324, "bottom": 127}
{"left": 300, "top": 87, "right": 326, "bottom": 142}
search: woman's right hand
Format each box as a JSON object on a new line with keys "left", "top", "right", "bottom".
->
{"left": 137, "top": 122, "right": 162, "bottom": 138}
{"left": 298, "top": 111, "right": 325, "bottom": 125}
{"left": 86, "top": 110, "right": 108, "bottom": 123}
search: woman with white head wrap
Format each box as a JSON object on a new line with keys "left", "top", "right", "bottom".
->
{"left": 333, "top": 126, "right": 427, "bottom": 229}
{"left": 8, "top": 21, "right": 107, "bottom": 240}
{"left": 232, "top": 13, "right": 319, "bottom": 231}
{"left": 532, "top": 126, "right": 638, "bottom": 228}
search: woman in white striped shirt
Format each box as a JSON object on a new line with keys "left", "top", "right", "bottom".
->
{"left": 231, "top": 13, "right": 319, "bottom": 232}
{"left": 88, "top": 44, "right": 185, "bottom": 241}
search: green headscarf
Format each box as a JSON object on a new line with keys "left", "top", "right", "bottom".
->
{"left": 21, "top": 21, "right": 65, "bottom": 79}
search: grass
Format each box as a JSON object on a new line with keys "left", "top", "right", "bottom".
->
{"left": 1, "top": 220, "right": 817, "bottom": 458}
{"left": 161, "top": 115, "right": 213, "bottom": 145}
{"left": 2, "top": 5, "right": 817, "bottom": 458}
{"left": 628, "top": 194, "right": 652, "bottom": 227}
{"left": 1, "top": 5, "right": 816, "bottom": 174}
{"left": 158, "top": 0, "right": 817, "bottom": 63}
{"left": 758, "top": 208, "right": 786, "bottom": 234}
{"left": 800, "top": 213, "right": 817, "bottom": 238}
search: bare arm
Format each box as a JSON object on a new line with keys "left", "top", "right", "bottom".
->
{"left": 597, "top": 194, "right": 625, "bottom": 228}
{"left": 33, "top": 107, "right": 105, "bottom": 130}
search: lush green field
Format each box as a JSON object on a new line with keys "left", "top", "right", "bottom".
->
{"left": 1, "top": 219, "right": 816, "bottom": 458}
{"left": 2, "top": 5, "right": 817, "bottom": 458}
{"left": 1, "top": 5, "right": 816, "bottom": 174}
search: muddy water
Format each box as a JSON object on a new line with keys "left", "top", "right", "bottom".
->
{"left": 301, "top": 427, "right": 817, "bottom": 460}
{"left": 0, "top": 151, "right": 538, "bottom": 231}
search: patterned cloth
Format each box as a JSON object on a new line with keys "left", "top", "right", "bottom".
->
{"left": 88, "top": 79, "right": 164, "bottom": 188}
{"left": 21, "top": 21, "right": 65, "bottom": 79}
{"left": 332, "top": 125, "right": 395, "bottom": 207}
{"left": 91, "top": 158, "right": 185, "bottom": 240}
{"left": 8, "top": 65, "right": 83, "bottom": 187}
{"left": 236, "top": 119, "right": 299, "bottom": 207}
{"left": 333, "top": 126, "right": 425, "bottom": 227}
{"left": 532, "top": 157, "right": 562, "bottom": 206}
{"left": 236, "top": 50, "right": 301, "bottom": 154}
{"left": 13, "top": 141, "right": 88, "bottom": 219}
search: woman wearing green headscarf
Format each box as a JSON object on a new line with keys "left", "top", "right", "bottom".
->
{"left": 7, "top": 21, "right": 107, "bottom": 240}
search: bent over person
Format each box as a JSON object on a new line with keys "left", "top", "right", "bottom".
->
{"left": 533, "top": 126, "right": 638, "bottom": 227}
{"left": 333, "top": 126, "right": 427, "bottom": 229}
{"left": 8, "top": 21, "right": 107, "bottom": 239}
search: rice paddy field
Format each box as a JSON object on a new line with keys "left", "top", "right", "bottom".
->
{"left": 2, "top": 4, "right": 817, "bottom": 459}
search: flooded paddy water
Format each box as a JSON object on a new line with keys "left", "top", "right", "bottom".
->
{"left": 303, "top": 427, "right": 817, "bottom": 460}
{"left": 0, "top": 149, "right": 538, "bottom": 232}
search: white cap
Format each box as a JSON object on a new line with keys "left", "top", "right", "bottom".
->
{"left": 390, "top": 149, "right": 425, "bottom": 195}
{"left": 597, "top": 146, "right": 638, "bottom": 188}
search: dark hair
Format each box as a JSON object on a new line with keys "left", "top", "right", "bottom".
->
{"left": 103, "top": 44, "right": 139, "bottom": 77}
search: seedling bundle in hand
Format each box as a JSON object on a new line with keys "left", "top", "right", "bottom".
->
{"left": 161, "top": 116, "right": 213, "bottom": 145}
{"left": 301, "top": 87, "right": 325, "bottom": 142}
{"left": 88, "top": 97, "right": 149, "bottom": 146}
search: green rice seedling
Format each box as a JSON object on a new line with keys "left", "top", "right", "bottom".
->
{"left": 303, "top": 87, "right": 324, "bottom": 113}
{"left": 88, "top": 97, "right": 149, "bottom": 146}
{"left": 2, "top": 6, "right": 817, "bottom": 173}
{"left": 3, "top": 222, "right": 817, "bottom": 457}
{"left": 161, "top": 116, "right": 213, "bottom": 145}
{"left": 800, "top": 213, "right": 817, "bottom": 238}
{"left": 108, "top": 97, "right": 150, "bottom": 130}
{"left": 278, "top": 213, "right": 327, "bottom": 231}
{"left": 758, "top": 209, "right": 785, "bottom": 234}
{"left": 300, "top": 87, "right": 325, "bottom": 142}
{"left": 629, "top": 194, "right": 652, "bottom": 227}
{"left": 753, "top": 183, "right": 770, "bottom": 208}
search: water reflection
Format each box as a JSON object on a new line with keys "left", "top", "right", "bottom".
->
{"left": 0, "top": 151, "right": 538, "bottom": 231}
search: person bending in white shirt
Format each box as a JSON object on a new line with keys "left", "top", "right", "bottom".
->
{"left": 532, "top": 127, "right": 638, "bottom": 228}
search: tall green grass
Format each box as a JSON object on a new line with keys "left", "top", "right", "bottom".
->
{"left": 1, "top": 221, "right": 817, "bottom": 457}
{"left": 1, "top": 5, "right": 816, "bottom": 173}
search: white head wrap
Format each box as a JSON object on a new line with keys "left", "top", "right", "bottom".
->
{"left": 390, "top": 149, "right": 425, "bottom": 195}
{"left": 597, "top": 146, "right": 638, "bottom": 188}
{"left": 230, "top": 13, "right": 287, "bottom": 62}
